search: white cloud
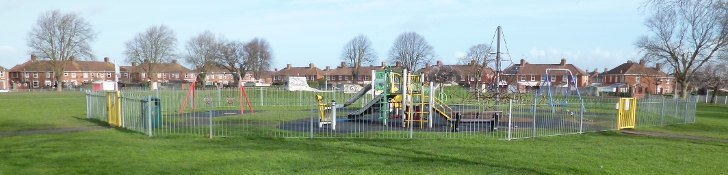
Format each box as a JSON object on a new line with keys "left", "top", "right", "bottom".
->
{"left": 454, "top": 51, "right": 465, "bottom": 58}
{"left": 527, "top": 47, "right": 641, "bottom": 71}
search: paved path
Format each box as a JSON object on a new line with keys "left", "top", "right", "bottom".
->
{"left": 0, "top": 126, "right": 112, "bottom": 136}
{"left": 620, "top": 129, "right": 728, "bottom": 143}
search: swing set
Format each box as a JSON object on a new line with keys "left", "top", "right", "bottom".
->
{"left": 179, "top": 73, "right": 254, "bottom": 114}
{"left": 532, "top": 68, "right": 586, "bottom": 114}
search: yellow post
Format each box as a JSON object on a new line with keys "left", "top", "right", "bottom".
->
{"left": 617, "top": 97, "right": 637, "bottom": 130}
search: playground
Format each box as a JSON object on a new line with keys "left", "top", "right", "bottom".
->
{"left": 79, "top": 66, "right": 696, "bottom": 139}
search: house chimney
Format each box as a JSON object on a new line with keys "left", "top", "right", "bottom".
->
{"left": 437, "top": 60, "right": 443, "bottom": 66}
{"left": 69, "top": 56, "right": 75, "bottom": 61}
{"left": 287, "top": 64, "right": 292, "bottom": 69}
{"left": 639, "top": 59, "right": 645, "bottom": 66}
{"left": 30, "top": 54, "right": 37, "bottom": 61}
{"left": 381, "top": 62, "right": 386, "bottom": 67}
{"left": 104, "top": 57, "right": 109, "bottom": 62}
{"left": 470, "top": 60, "right": 476, "bottom": 66}
{"left": 627, "top": 60, "right": 633, "bottom": 63}
{"left": 274, "top": 68, "right": 279, "bottom": 72}
{"left": 593, "top": 68, "right": 597, "bottom": 73}
{"left": 326, "top": 66, "right": 330, "bottom": 71}
{"left": 309, "top": 63, "right": 314, "bottom": 69}
{"left": 172, "top": 59, "right": 177, "bottom": 64}
{"left": 425, "top": 63, "right": 430, "bottom": 69}
{"left": 340, "top": 62, "right": 346, "bottom": 68}
{"left": 395, "top": 61, "right": 402, "bottom": 67}
{"left": 560, "top": 58, "right": 566, "bottom": 66}
{"left": 520, "top": 59, "right": 526, "bottom": 65}
{"left": 655, "top": 63, "right": 662, "bottom": 70}
{"left": 144, "top": 59, "right": 149, "bottom": 63}
{"left": 604, "top": 68, "right": 608, "bottom": 73}
{"left": 132, "top": 62, "right": 137, "bottom": 67}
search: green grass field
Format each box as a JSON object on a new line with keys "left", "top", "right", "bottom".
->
{"left": 1, "top": 91, "right": 727, "bottom": 174}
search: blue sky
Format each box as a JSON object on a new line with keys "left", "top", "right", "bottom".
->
{"left": 0, "top": 0, "right": 650, "bottom": 72}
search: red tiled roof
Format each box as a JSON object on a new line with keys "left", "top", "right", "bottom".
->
{"left": 9, "top": 60, "right": 116, "bottom": 72}
{"left": 126, "top": 62, "right": 193, "bottom": 73}
{"left": 274, "top": 63, "right": 324, "bottom": 76}
{"left": 503, "top": 59, "right": 587, "bottom": 76}
{"left": 606, "top": 61, "right": 667, "bottom": 76}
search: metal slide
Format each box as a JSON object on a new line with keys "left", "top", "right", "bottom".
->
{"left": 341, "top": 84, "right": 373, "bottom": 108}
{"left": 347, "top": 93, "right": 387, "bottom": 118}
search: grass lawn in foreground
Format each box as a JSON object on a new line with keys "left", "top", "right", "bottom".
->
{"left": 1, "top": 129, "right": 727, "bottom": 175}
{"left": 641, "top": 103, "right": 728, "bottom": 139}
{"left": 0, "top": 91, "right": 98, "bottom": 132}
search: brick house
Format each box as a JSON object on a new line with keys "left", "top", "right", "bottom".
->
{"left": 8, "top": 55, "right": 120, "bottom": 89}
{"left": 120, "top": 59, "right": 194, "bottom": 84}
{"left": 324, "top": 61, "right": 403, "bottom": 85}
{"left": 272, "top": 63, "right": 325, "bottom": 83}
{"left": 602, "top": 59, "right": 673, "bottom": 97}
{"left": 587, "top": 68, "right": 610, "bottom": 85}
{"left": 502, "top": 58, "right": 589, "bottom": 89}
{"left": 0, "top": 66, "right": 8, "bottom": 90}
{"left": 418, "top": 60, "right": 495, "bottom": 86}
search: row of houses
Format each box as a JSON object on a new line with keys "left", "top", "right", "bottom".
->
{"left": 1, "top": 54, "right": 674, "bottom": 96}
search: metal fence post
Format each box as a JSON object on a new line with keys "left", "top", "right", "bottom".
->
{"left": 660, "top": 96, "right": 665, "bottom": 126}
{"left": 508, "top": 99, "right": 513, "bottom": 141}
{"left": 260, "top": 87, "right": 264, "bottom": 106}
{"left": 331, "top": 100, "right": 337, "bottom": 131}
{"left": 217, "top": 86, "right": 221, "bottom": 107}
{"left": 86, "top": 91, "right": 91, "bottom": 119}
{"left": 579, "top": 100, "right": 583, "bottom": 134}
{"left": 209, "top": 96, "right": 213, "bottom": 139}
{"left": 684, "top": 98, "right": 689, "bottom": 124}
{"left": 532, "top": 99, "right": 537, "bottom": 138}
{"left": 724, "top": 95, "right": 727, "bottom": 104}
{"left": 310, "top": 98, "right": 314, "bottom": 139}
{"left": 146, "top": 96, "right": 152, "bottom": 137}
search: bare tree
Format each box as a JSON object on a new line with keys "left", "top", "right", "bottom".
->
{"left": 123, "top": 25, "right": 177, "bottom": 88}
{"left": 388, "top": 32, "right": 436, "bottom": 71}
{"left": 635, "top": 0, "right": 728, "bottom": 98}
{"left": 217, "top": 39, "right": 246, "bottom": 85}
{"left": 691, "top": 59, "right": 728, "bottom": 103}
{"left": 341, "top": 34, "right": 378, "bottom": 81}
{"left": 243, "top": 38, "right": 273, "bottom": 80}
{"left": 26, "top": 10, "right": 96, "bottom": 91}
{"left": 458, "top": 44, "right": 494, "bottom": 90}
{"left": 184, "top": 30, "right": 221, "bottom": 86}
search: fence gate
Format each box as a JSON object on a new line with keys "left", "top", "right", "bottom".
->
{"left": 617, "top": 97, "right": 636, "bottom": 130}
{"left": 106, "top": 91, "right": 121, "bottom": 127}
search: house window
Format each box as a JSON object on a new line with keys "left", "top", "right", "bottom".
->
{"left": 157, "top": 73, "right": 161, "bottom": 78}
{"left": 520, "top": 75, "right": 525, "bottom": 81}
{"left": 358, "top": 75, "right": 362, "bottom": 81}
{"left": 83, "top": 72, "right": 88, "bottom": 78}
{"left": 45, "top": 81, "right": 51, "bottom": 86}
{"left": 164, "top": 73, "right": 168, "bottom": 79}
{"left": 470, "top": 76, "right": 475, "bottom": 81}
{"left": 184, "top": 74, "right": 189, "bottom": 78}
{"left": 562, "top": 75, "right": 568, "bottom": 82}
{"left": 174, "top": 74, "right": 179, "bottom": 79}
{"left": 44, "top": 72, "right": 50, "bottom": 78}
{"left": 666, "top": 87, "right": 670, "bottom": 92}
{"left": 107, "top": 73, "right": 111, "bottom": 78}
{"left": 142, "top": 73, "right": 146, "bottom": 78}
{"left": 24, "top": 72, "right": 29, "bottom": 78}
{"left": 666, "top": 78, "right": 670, "bottom": 84}
{"left": 540, "top": 75, "right": 545, "bottom": 81}
{"left": 530, "top": 75, "right": 535, "bottom": 81}
{"left": 365, "top": 75, "right": 369, "bottom": 81}
{"left": 33, "top": 72, "right": 38, "bottom": 78}
{"left": 124, "top": 73, "right": 128, "bottom": 77}
{"left": 338, "top": 76, "right": 342, "bottom": 80}
{"left": 71, "top": 73, "right": 76, "bottom": 78}
{"left": 32, "top": 81, "right": 39, "bottom": 87}
{"left": 551, "top": 75, "right": 556, "bottom": 82}
{"left": 636, "top": 76, "right": 640, "bottom": 83}
{"left": 0, "top": 71, "right": 4, "bottom": 77}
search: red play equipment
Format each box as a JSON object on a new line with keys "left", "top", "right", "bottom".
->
{"left": 179, "top": 73, "right": 254, "bottom": 114}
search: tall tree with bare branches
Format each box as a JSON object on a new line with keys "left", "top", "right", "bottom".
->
{"left": 26, "top": 10, "right": 96, "bottom": 91}
{"left": 388, "top": 32, "right": 436, "bottom": 71}
{"left": 341, "top": 34, "right": 378, "bottom": 81}
{"left": 243, "top": 38, "right": 273, "bottom": 80}
{"left": 458, "top": 44, "right": 493, "bottom": 89}
{"left": 124, "top": 25, "right": 177, "bottom": 88}
{"left": 217, "top": 39, "right": 246, "bottom": 85}
{"left": 691, "top": 59, "right": 728, "bottom": 103}
{"left": 635, "top": 0, "right": 728, "bottom": 98}
{"left": 184, "top": 30, "right": 221, "bottom": 86}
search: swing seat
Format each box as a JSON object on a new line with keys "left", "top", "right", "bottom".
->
{"left": 554, "top": 103, "right": 568, "bottom": 107}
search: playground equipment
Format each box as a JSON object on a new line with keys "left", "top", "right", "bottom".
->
{"left": 532, "top": 68, "right": 586, "bottom": 114}
{"left": 179, "top": 73, "right": 254, "bottom": 114}
{"left": 315, "top": 95, "right": 336, "bottom": 130}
